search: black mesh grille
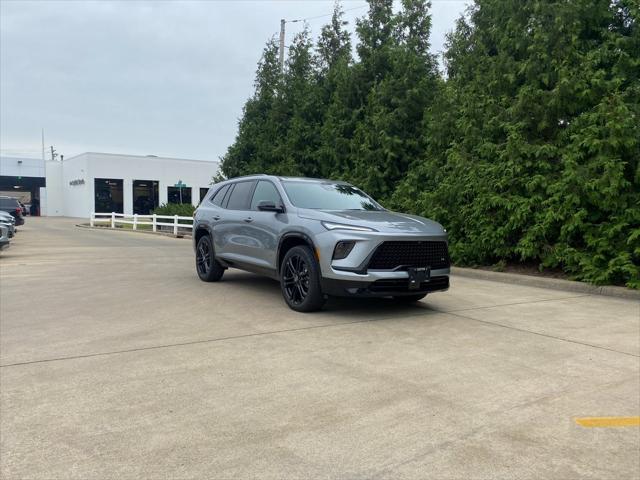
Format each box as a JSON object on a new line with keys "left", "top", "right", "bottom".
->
{"left": 367, "top": 241, "right": 450, "bottom": 270}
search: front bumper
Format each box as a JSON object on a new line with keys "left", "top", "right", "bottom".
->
{"left": 314, "top": 230, "right": 450, "bottom": 297}
{"left": 321, "top": 275, "right": 449, "bottom": 297}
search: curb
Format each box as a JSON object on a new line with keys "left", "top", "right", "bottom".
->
{"left": 451, "top": 267, "right": 639, "bottom": 301}
{"left": 76, "top": 223, "right": 192, "bottom": 239}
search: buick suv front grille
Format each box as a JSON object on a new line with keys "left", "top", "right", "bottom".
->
{"left": 367, "top": 241, "right": 450, "bottom": 270}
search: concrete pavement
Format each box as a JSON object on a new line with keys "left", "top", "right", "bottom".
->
{"left": 1, "top": 217, "right": 638, "bottom": 479}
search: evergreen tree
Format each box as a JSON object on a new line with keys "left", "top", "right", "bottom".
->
{"left": 316, "top": 2, "right": 357, "bottom": 179}
{"left": 279, "top": 27, "right": 321, "bottom": 176}
{"left": 527, "top": 0, "right": 640, "bottom": 286}
{"left": 397, "top": 0, "right": 639, "bottom": 287}
{"left": 351, "top": 0, "right": 439, "bottom": 200}
{"left": 355, "top": 0, "right": 395, "bottom": 75}
{"left": 316, "top": 1, "right": 352, "bottom": 73}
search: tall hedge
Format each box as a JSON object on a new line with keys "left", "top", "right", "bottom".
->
{"left": 220, "top": 0, "right": 639, "bottom": 288}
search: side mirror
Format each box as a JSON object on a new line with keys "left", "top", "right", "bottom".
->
{"left": 257, "top": 200, "right": 284, "bottom": 213}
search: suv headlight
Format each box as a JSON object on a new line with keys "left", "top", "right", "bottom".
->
{"left": 321, "top": 221, "right": 376, "bottom": 232}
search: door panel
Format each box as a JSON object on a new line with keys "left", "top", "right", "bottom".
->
{"left": 240, "top": 181, "right": 285, "bottom": 269}
{"left": 214, "top": 181, "right": 257, "bottom": 264}
{"left": 215, "top": 209, "right": 251, "bottom": 261}
{"left": 239, "top": 211, "right": 284, "bottom": 268}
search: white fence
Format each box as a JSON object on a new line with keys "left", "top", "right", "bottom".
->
{"left": 90, "top": 212, "right": 193, "bottom": 235}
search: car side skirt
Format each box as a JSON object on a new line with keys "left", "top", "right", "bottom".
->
{"left": 217, "top": 257, "right": 279, "bottom": 281}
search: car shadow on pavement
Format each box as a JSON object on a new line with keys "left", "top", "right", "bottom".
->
{"left": 218, "top": 270, "right": 437, "bottom": 317}
{"left": 324, "top": 296, "right": 435, "bottom": 315}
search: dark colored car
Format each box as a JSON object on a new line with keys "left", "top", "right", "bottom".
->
{"left": 0, "top": 197, "right": 25, "bottom": 226}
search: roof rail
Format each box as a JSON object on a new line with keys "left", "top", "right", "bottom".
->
{"left": 227, "top": 173, "right": 270, "bottom": 180}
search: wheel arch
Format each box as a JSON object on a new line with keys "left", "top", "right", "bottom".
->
{"left": 276, "top": 232, "right": 318, "bottom": 275}
{"left": 193, "top": 223, "right": 212, "bottom": 249}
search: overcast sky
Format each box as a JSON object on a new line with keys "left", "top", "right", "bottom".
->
{"left": 1, "top": 0, "right": 469, "bottom": 162}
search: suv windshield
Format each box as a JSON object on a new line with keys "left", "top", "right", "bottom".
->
{"left": 282, "top": 181, "right": 382, "bottom": 211}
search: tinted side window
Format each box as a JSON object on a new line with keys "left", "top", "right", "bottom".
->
{"left": 226, "top": 181, "right": 255, "bottom": 210}
{"left": 250, "top": 181, "right": 282, "bottom": 210}
{"left": 210, "top": 184, "right": 230, "bottom": 207}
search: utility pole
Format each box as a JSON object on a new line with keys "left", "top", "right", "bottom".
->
{"left": 41, "top": 128, "right": 45, "bottom": 161}
{"left": 50, "top": 145, "right": 58, "bottom": 161}
{"left": 279, "top": 18, "right": 285, "bottom": 71}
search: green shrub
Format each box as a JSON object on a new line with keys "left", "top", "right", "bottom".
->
{"left": 152, "top": 203, "right": 195, "bottom": 224}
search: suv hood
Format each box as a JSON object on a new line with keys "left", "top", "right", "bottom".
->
{"left": 297, "top": 209, "right": 446, "bottom": 235}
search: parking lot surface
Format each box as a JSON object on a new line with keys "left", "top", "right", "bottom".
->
{"left": 1, "top": 217, "right": 639, "bottom": 479}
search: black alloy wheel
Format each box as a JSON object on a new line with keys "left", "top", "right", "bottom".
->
{"left": 196, "top": 235, "right": 225, "bottom": 282}
{"left": 196, "top": 239, "right": 211, "bottom": 275}
{"left": 282, "top": 254, "right": 310, "bottom": 305}
{"left": 280, "top": 245, "right": 325, "bottom": 312}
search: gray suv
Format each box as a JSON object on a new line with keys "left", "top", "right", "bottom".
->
{"left": 193, "top": 175, "right": 450, "bottom": 312}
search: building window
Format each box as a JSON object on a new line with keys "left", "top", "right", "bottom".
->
{"left": 94, "top": 178, "right": 123, "bottom": 213}
{"left": 133, "top": 180, "right": 159, "bottom": 215}
{"left": 199, "top": 187, "right": 209, "bottom": 203}
{"left": 167, "top": 186, "right": 192, "bottom": 204}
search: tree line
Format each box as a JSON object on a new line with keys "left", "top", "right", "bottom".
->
{"left": 220, "top": 0, "right": 639, "bottom": 288}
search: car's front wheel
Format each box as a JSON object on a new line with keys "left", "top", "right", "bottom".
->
{"left": 196, "top": 235, "right": 225, "bottom": 282}
{"left": 280, "top": 245, "right": 325, "bottom": 312}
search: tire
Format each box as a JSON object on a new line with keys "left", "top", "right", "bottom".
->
{"left": 392, "top": 293, "right": 427, "bottom": 303}
{"left": 280, "top": 245, "right": 325, "bottom": 312}
{"left": 195, "top": 234, "right": 225, "bottom": 282}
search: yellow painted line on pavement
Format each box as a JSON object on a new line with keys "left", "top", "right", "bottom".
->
{"left": 575, "top": 416, "right": 640, "bottom": 427}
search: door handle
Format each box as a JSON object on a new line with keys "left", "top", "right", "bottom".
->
{"left": 213, "top": 215, "right": 221, "bottom": 221}
{"left": 244, "top": 217, "right": 253, "bottom": 223}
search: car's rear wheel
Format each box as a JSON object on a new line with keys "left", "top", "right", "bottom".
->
{"left": 196, "top": 235, "right": 225, "bottom": 282}
{"left": 392, "top": 293, "right": 427, "bottom": 303}
{"left": 280, "top": 245, "right": 325, "bottom": 312}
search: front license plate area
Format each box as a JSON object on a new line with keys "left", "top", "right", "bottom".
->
{"left": 408, "top": 267, "right": 430, "bottom": 290}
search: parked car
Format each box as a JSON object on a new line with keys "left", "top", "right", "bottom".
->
{"left": 0, "top": 197, "right": 25, "bottom": 226}
{"left": 193, "top": 175, "right": 450, "bottom": 312}
{"left": 19, "top": 202, "right": 29, "bottom": 216}
{"left": 0, "top": 224, "right": 10, "bottom": 251}
{"left": 0, "top": 210, "right": 14, "bottom": 222}
{"left": 0, "top": 211, "right": 16, "bottom": 238}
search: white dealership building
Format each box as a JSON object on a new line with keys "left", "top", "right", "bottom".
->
{"left": 0, "top": 152, "right": 219, "bottom": 217}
